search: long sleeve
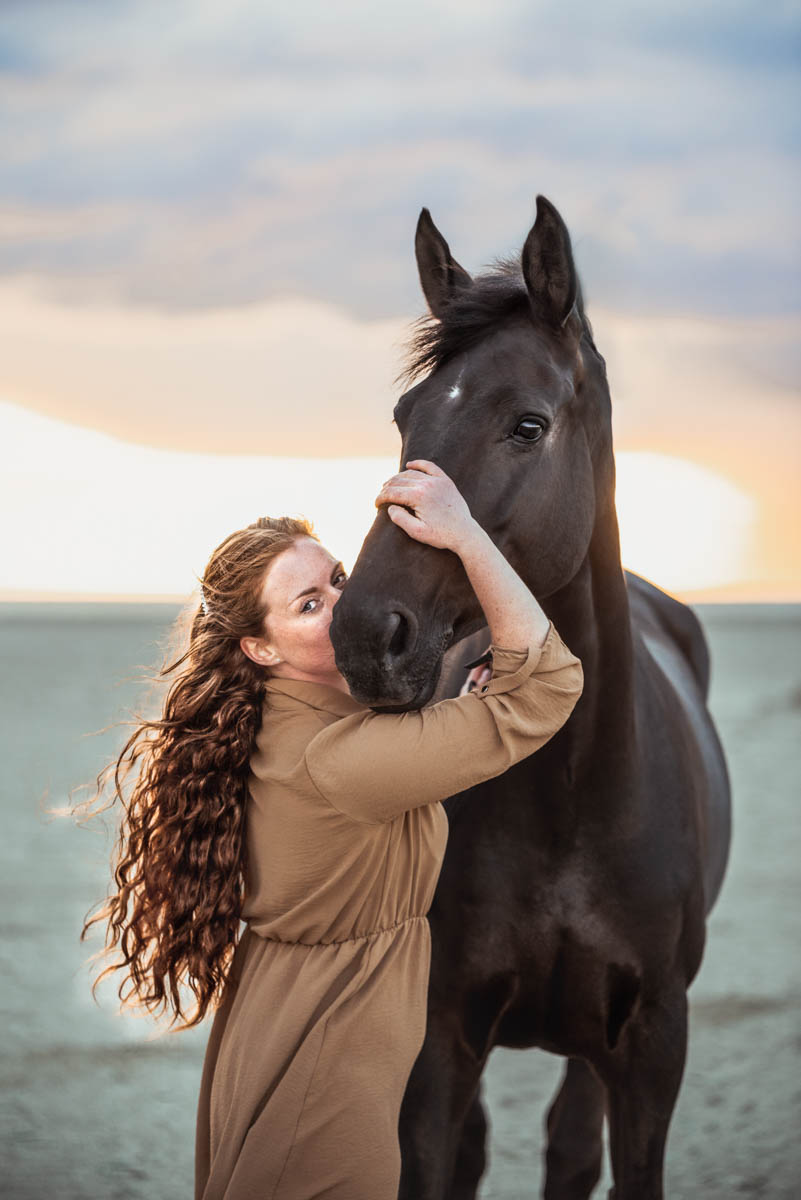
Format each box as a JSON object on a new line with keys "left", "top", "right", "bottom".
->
{"left": 302, "top": 620, "right": 583, "bottom": 824}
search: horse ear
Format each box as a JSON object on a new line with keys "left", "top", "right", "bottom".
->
{"left": 415, "top": 208, "right": 473, "bottom": 318}
{"left": 521, "top": 195, "right": 578, "bottom": 330}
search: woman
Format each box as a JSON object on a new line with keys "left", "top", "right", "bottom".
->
{"left": 85, "top": 460, "right": 583, "bottom": 1200}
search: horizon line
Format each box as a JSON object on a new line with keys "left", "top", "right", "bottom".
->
{"left": 2, "top": 584, "right": 801, "bottom": 606}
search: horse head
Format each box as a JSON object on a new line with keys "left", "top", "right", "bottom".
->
{"left": 331, "top": 196, "right": 613, "bottom": 709}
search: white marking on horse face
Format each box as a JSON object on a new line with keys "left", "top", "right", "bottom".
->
{"left": 445, "top": 369, "right": 465, "bottom": 404}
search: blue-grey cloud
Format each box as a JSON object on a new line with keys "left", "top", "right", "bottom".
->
{"left": 0, "top": 0, "right": 799, "bottom": 319}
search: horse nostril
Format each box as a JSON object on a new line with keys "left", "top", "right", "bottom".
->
{"left": 385, "top": 609, "right": 415, "bottom": 662}
{"left": 386, "top": 612, "right": 407, "bottom": 660}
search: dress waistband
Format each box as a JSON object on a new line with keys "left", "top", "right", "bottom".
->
{"left": 252, "top": 913, "right": 428, "bottom": 948}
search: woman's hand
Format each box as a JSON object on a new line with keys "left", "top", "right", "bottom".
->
{"left": 375, "top": 460, "right": 479, "bottom": 554}
{"left": 460, "top": 662, "right": 493, "bottom": 695}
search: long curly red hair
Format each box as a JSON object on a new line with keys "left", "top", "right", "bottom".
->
{"left": 81, "top": 515, "right": 315, "bottom": 1030}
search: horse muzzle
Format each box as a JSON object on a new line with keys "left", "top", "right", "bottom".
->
{"left": 330, "top": 595, "right": 450, "bottom": 710}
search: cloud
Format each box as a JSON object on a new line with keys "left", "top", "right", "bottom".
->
{"left": 0, "top": 0, "right": 798, "bottom": 317}
{"left": 0, "top": 280, "right": 407, "bottom": 456}
{"left": 1, "top": 3, "right": 797, "bottom": 599}
{"left": 1, "top": 276, "right": 798, "bottom": 454}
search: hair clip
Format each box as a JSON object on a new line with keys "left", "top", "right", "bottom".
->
{"left": 199, "top": 585, "right": 209, "bottom": 616}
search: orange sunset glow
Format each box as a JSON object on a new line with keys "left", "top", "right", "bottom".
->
{"left": 1, "top": 294, "right": 798, "bottom": 605}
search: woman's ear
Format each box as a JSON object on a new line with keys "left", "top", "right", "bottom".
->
{"left": 240, "top": 635, "right": 282, "bottom": 668}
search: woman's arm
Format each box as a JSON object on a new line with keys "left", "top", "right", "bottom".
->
{"left": 303, "top": 626, "right": 582, "bottom": 824}
{"left": 302, "top": 462, "right": 583, "bottom": 824}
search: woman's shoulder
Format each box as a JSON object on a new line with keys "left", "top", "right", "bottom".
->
{"left": 251, "top": 698, "right": 333, "bottom": 782}
{"left": 257, "top": 690, "right": 334, "bottom": 738}
{"left": 264, "top": 675, "right": 366, "bottom": 718}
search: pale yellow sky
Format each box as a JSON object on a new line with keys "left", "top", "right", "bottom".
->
{"left": 0, "top": 398, "right": 766, "bottom": 603}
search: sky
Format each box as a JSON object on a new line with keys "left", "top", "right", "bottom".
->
{"left": 1, "top": 0, "right": 799, "bottom": 601}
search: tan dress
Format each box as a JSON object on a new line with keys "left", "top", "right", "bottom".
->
{"left": 195, "top": 621, "right": 583, "bottom": 1200}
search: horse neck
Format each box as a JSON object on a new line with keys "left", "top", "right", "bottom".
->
{"left": 538, "top": 491, "right": 636, "bottom": 786}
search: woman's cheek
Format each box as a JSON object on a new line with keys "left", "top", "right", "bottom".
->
{"left": 319, "top": 617, "right": 337, "bottom": 657}
{"left": 309, "top": 613, "right": 332, "bottom": 648}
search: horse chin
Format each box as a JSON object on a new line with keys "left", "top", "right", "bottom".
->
{"left": 362, "top": 685, "right": 437, "bottom": 714}
{"left": 365, "top": 697, "right": 431, "bottom": 714}
{"left": 338, "top": 654, "right": 443, "bottom": 713}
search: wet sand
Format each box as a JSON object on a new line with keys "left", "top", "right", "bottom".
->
{"left": 0, "top": 603, "right": 799, "bottom": 1198}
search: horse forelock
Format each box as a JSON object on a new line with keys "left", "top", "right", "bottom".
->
{"left": 401, "top": 256, "right": 596, "bottom": 386}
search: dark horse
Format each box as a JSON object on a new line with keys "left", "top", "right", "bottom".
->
{"left": 330, "top": 196, "right": 731, "bottom": 1199}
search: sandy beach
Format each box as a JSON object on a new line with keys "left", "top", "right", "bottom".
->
{"left": 1, "top": 602, "right": 799, "bottom": 1199}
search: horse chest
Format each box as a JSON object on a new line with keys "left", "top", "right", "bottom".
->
{"left": 433, "top": 835, "right": 664, "bottom": 1059}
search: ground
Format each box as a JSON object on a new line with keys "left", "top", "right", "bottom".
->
{"left": 0, "top": 603, "right": 798, "bottom": 1198}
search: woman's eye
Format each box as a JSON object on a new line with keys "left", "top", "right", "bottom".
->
{"left": 300, "top": 598, "right": 319, "bottom": 614}
{"left": 512, "top": 417, "right": 545, "bottom": 442}
{"left": 334, "top": 572, "right": 348, "bottom": 588}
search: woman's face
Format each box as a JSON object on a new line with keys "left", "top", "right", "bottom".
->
{"left": 240, "top": 537, "right": 348, "bottom": 689}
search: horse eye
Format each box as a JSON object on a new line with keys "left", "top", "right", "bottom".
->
{"left": 512, "top": 417, "right": 545, "bottom": 442}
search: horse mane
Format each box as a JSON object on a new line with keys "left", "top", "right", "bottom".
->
{"left": 402, "top": 256, "right": 596, "bottom": 385}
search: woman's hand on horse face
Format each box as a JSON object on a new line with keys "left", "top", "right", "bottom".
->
{"left": 376, "top": 458, "right": 551, "bottom": 652}
{"left": 375, "top": 459, "right": 479, "bottom": 554}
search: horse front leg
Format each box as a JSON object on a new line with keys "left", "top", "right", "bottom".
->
{"left": 599, "top": 990, "right": 688, "bottom": 1200}
{"left": 398, "top": 1012, "right": 486, "bottom": 1200}
{"left": 544, "top": 1057, "right": 606, "bottom": 1200}
{"left": 448, "top": 1082, "right": 488, "bottom": 1200}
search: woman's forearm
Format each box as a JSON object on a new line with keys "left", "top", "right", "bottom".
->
{"left": 455, "top": 522, "right": 551, "bottom": 652}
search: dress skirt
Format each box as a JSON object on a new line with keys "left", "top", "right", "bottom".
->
{"left": 195, "top": 915, "right": 431, "bottom": 1200}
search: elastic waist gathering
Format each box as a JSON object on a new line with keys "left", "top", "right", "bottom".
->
{"left": 252, "top": 913, "right": 428, "bottom": 948}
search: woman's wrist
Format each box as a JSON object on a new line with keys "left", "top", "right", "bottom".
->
{"left": 451, "top": 519, "right": 493, "bottom": 565}
{"left": 454, "top": 523, "right": 550, "bottom": 650}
